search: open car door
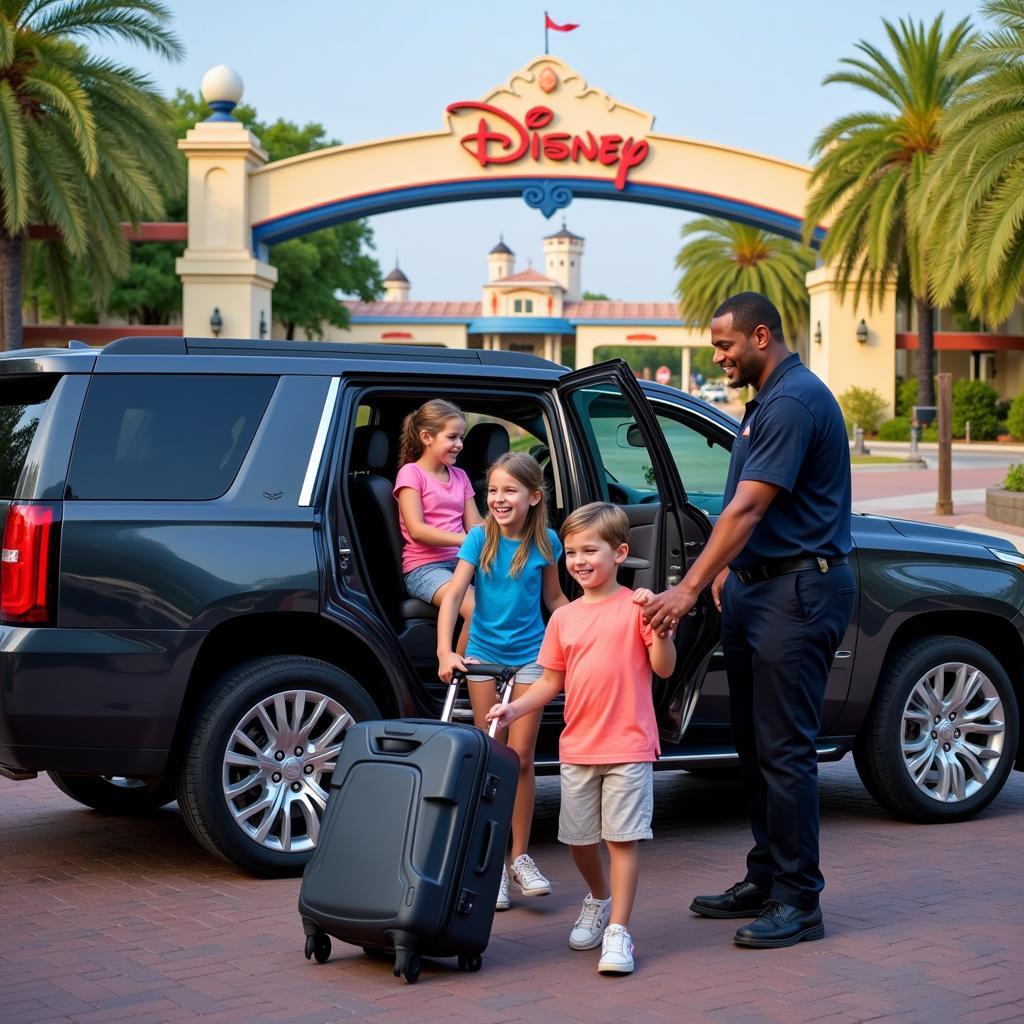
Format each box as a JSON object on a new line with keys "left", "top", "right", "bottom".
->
{"left": 554, "top": 360, "right": 722, "bottom": 743}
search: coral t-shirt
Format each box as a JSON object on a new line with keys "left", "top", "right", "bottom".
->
{"left": 392, "top": 463, "right": 475, "bottom": 573}
{"left": 538, "top": 587, "right": 660, "bottom": 765}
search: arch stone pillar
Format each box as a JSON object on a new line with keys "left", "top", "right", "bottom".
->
{"left": 176, "top": 115, "right": 277, "bottom": 339}
{"left": 806, "top": 264, "right": 896, "bottom": 417}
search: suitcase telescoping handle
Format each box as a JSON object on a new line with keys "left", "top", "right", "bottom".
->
{"left": 441, "top": 663, "right": 522, "bottom": 738}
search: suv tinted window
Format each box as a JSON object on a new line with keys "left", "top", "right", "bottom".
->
{"left": 68, "top": 375, "right": 276, "bottom": 499}
{"left": 0, "top": 377, "right": 57, "bottom": 498}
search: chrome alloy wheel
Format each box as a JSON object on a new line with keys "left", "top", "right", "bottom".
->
{"left": 222, "top": 689, "right": 352, "bottom": 852}
{"left": 901, "top": 661, "right": 1007, "bottom": 803}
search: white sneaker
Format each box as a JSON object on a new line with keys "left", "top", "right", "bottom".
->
{"left": 495, "top": 866, "right": 510, "bottom": 911}
{"left": 509, "top": 853, "right": 551, "bottom": 897}
{"left": 598, "top": 924, "right": 635, "bottom": 974}
{"left": 569, "top": 893, "right": 612, "bottom": 950}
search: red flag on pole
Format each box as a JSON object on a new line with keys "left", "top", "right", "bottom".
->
{"left": 545, "top": 14, "right": 579, "bottom": 31}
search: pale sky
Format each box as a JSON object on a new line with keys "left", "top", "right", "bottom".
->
{"left": 109, "top": 0, "right": 979, "bottom": 301}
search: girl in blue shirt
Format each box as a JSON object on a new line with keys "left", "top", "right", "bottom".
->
{"left": 438, "top": 451, "right": 567, "bottom": 911}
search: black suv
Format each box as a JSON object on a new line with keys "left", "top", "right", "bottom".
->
{"left": 0, "top": 338, "right": 1021, "bottom": 875}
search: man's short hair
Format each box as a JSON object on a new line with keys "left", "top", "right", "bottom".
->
{"left": 713, "top": 291, "right": 785, "bottom": 344}
{"left": 560, "top": 501, "right": 630, "bottom": 547}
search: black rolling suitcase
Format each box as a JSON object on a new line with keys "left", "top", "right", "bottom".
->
{"left": 298, "top": 664, "right": 520, "bottom": 983}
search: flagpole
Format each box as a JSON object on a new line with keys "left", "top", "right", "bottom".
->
{"left": 544, "top": 10, "right": 549, "bottom": 54}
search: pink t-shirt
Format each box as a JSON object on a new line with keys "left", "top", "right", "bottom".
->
{"left": 392, "top": 463, "right": 475, "bottom": 573}
{"left": 538, "top": 586, "right": 660, "bottom": 765}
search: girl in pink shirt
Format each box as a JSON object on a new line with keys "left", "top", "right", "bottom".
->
{"left": 393, "top": 399, "right": 482, "bottom": 654}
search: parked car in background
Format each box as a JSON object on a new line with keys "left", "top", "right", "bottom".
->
{"left": 698, "top": 379, "right": 729, "bottom": 403}
{"left": 0, "top": 338, "right": 1020, "bottom": 876}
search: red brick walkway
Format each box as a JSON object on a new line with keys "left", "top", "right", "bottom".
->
{"left": 2, "top": 762, "right": 1023, "bottom": 1024}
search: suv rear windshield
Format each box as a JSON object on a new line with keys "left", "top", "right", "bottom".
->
{"left": 0, "top": 376, "right": 58, "bottom": 498}
{"left": 67, "top": 375, "right": 277, "bottom": 500}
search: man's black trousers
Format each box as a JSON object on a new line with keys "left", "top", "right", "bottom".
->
{"left": 721, "top": 564, "right": 856, "bottom": 911}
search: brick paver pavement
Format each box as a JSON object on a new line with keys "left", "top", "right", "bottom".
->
{"left": 2, "top": 761, "right": 1023, "bottom": 1024}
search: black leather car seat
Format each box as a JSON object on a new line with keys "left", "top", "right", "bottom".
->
{"left": 459, "top": 422, "right": 511, "bottom": 513}
{"left": 349, "top": 426, "right": 437, "bottom": 624}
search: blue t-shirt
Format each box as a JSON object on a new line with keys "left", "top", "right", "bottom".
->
{"left": 458, "top": 525, "right": 562, "bottom": 664}
{"left": 723, "top": 352, "right": 852, "bottom": 567}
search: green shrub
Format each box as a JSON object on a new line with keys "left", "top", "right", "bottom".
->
{"left": 877, "top": 417, "right": 938, "bottom": 442}
{"left": 878, "top": 417, "right": 910, "bottom": 440}
{"left": 895, "top": 378, "right": 918, "bottom": 418}
{"left": 1004, "top": 463, "right": 1024, "bottom": 492}
{"left": 838, "top": 386, "right": 887, "bottom": 435}
{"left": 1007, "top": 394, "right": 1024, "bottom": 441}
{"left": 952, "top": 379, "right": 999, "bottom": 440}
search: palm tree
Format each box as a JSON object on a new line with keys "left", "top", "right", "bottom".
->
{"left": 917, "top": 1, "right": 1024, "bottom": 327}
{"left": 0, "top": 1, "right": 183, "bottom": 347}
{"left": 803, "top": 15, "right": 974, "bottom": 407}
{"left": 674, "top": 217, "right": 815, "bottom": 343}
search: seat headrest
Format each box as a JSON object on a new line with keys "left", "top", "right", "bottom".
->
{"left": 461, "top": 422, "right": 511, "bottom": 472}
{"left": 352, "top": 425, "right": 389, "bottom": 472}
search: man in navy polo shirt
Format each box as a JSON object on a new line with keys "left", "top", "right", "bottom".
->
{"left": 643, "top": 291, "right": 855, "bottom": 948}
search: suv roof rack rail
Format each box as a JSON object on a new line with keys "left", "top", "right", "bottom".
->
{"left": 100, "top": 335, "right": 558, "bottom": 368}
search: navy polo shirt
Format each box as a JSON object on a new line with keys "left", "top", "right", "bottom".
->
{"left": 723, "top": 352, "right": 851, "bottom": 568}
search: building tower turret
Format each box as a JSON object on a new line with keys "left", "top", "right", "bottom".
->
{"left": 543, "top": 222, "right": 584, "bottom": 302}
{"left": 488, "top": 236, "right": 515, "bottom": 281}
{"left": 383, "top": 264, "right": 411, "bottom": 302}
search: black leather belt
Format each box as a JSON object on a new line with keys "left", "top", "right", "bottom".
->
{"left": 733, "top": 556, "right": 847, "bottom": 585}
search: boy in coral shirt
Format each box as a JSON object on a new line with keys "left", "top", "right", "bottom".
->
{"left": 487, "top": 502, "right": 676, "bottom": 975}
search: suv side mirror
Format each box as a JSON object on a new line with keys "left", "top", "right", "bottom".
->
{"left": 616, "top": 423, "right": 647, "bottom": 449}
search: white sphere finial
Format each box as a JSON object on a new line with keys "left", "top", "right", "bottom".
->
{"left": 201, "top": 65, "right": 244, "bottom": 116}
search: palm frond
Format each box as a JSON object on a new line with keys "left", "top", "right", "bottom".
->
{"left": 29, "top": 1, "right": 183, "bottom": 61}
{"left": 0, "top": 79, "right": 30, "bottom": 232}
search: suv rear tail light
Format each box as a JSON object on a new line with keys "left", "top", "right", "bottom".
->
{"left": 1, "top": 502, "right": 60, "bottom": 625}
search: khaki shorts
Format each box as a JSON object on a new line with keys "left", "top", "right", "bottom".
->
{"left": 558, "top": 761, "right": 654, "bottom": 845}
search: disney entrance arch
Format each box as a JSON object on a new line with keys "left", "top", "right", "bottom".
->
{"left": 176, "top": 57, "right": 896, "bottom": 409}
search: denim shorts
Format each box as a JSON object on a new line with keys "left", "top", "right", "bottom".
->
{"left": 464, "top": 660, "right": 544, "bottom": 685}
{"left": 404, "top": 559, "right": 458, "bottom": 603}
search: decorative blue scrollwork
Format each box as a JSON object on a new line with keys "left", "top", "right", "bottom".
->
{"left": 522, "top": 182, "right": 573, "bottom": 218}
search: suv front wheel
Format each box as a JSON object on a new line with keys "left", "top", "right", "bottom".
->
{"left": 854, "top": 637, "right": 1019, "bottom": 822}
{"left": 177, "top": 656, "right": 380, "bottom": 875}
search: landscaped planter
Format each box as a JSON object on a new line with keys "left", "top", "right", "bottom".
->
{"left": 986, "top": 488, "right": 1024, "bottom": 528}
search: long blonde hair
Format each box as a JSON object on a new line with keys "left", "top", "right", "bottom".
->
{"left": 478, "top": 452, "right": 554, "bottom": 577}
{"left": 398, "top": 399, "right": 465, "bottom": 467}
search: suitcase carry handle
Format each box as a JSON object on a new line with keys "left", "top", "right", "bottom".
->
{"left": 476, "top": 818, "right": 498, "bottom": 875}
{"left": 442, "top": 663, "right": 523, "bottom": 738}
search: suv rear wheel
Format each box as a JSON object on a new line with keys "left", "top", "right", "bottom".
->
{"left": 854, "top": 637, "right": 1019, "bottom": 822}
{"left": 47, "top": 772, "right": 176, "bottom": 814}
{"left": 177, "top": 656, "right": 380, "bottom": 875}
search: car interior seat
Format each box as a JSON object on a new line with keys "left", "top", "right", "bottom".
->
{"left": 460, "top": 422, "right": 511, "bottom": 513}
{"left": 348, "top": 425, "right": 438, "bottom": 628}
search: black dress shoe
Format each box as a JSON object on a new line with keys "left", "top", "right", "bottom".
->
{"left": 689, "top": 880, "right": 769, "bottom": 919}
{"left": 733, "top": 900, "right": 824, "bottom": 948}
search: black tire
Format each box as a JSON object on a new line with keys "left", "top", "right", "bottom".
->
{"left": 853, "top": 637, "right": 1019, "bottom": 822}
{"left": 47, "top": 772, "right": 176, "bottom": 814}
{"left": 177, "top": 655, "right": 380, "bottom": 876}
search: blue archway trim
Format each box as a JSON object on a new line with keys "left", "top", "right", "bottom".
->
{"left": 251, "top": 176, "right": 825, "bottom": 248}
{"left": 467, "top": 316, "right": 572, "bottom": 334}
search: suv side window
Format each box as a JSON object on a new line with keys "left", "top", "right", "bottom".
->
{"left": 655, "top": 412, "right": 732, "bottom": 515}
{"left": 67, "top": 375, "right": 277, "bottom": 500}
{"left": 0, "top": 377, "right": 57, "bottom": 497}
{"left": 567, "top": 383, "right": 662, "bottom": 504}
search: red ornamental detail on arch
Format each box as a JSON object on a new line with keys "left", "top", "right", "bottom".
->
{"left": 446, "top": 102, "right": 650, "bottom": 191}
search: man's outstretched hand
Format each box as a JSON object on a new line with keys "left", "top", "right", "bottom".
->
{"left": 641, "top": 583, "right": 698, "bottom": 637}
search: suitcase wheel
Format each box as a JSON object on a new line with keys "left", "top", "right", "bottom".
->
{"left": 457, "top": 953, "right": 482, "bottom": 973}
{"left": 393, "top": 949, "right": 421, "bottom": 984}
{"left": 304, "top": 933, "right": 331, "bottom": 964}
